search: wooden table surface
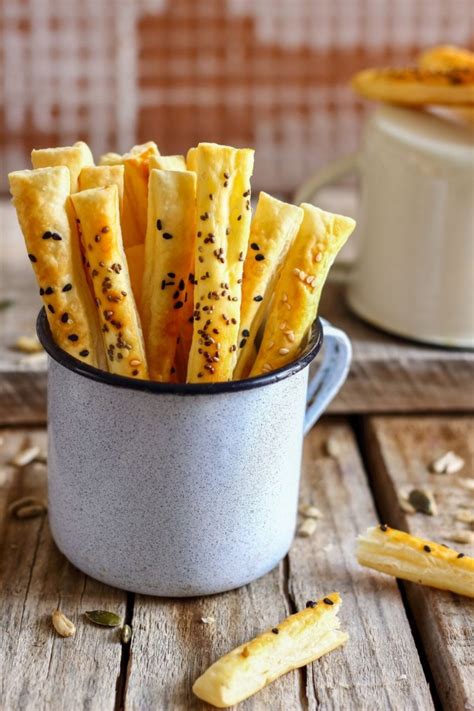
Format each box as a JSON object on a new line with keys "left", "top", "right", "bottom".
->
{"left": 1, "top": 198, "right": 473, "bottom": 710}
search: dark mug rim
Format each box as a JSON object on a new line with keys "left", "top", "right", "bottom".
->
{"left": 36, "top": 308, "right": 323, "bottom": 395}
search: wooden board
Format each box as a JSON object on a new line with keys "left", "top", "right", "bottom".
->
{"left": 0, "top": 429, "right": 127, "bottom": 711}
{"left": 125, "top": 420, "right": 432, "bottom": 709}
{"left": 2, "top": 199, "right": 473, "bottom": 424}
{"left": 364, "top": 416, "right": 474, "bottom": 711}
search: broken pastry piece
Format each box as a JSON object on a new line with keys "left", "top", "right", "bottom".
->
{"left": 251, "top": 204, "right": 355, "bottom": 376}
{"left": 357, "top": 525, "right": 474, "bottom": 598}
{"left": 71, "top": 185, "right": 148, "bottom": 379}
{"left": 8, "top": 166, "right": 104, "bottom": 368}
{"left": 193, "top": 592, "right": 347, "bottom": 708}
{"left": 187, "top": 142, "right": 255, "bottom": 383}
{"left": 31, "top": 141, "right": 94, "bottom": 193}
{"left": 141, "top": 169, "right": 197, "bottom": 382}
{"left": 234, "top": 192, "right": 303, "bottom": 380}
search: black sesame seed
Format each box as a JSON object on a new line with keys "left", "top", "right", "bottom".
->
{"left": 254, "top": 295, "right": 263, "bottom": 302}
{"left": 250, "top": 242, "right": 260, "bottom": 251}
{"left": 39, "top": 288, "right": 44, "bottom": 295}
{"left": 209, "top": 193, "right": 213, "bottom": 200}
{"left": 200, "top": 212, "right": 209, "bottom": 221}
{"left": 306, "top": 601, "right": 316, "bottom": 608}
{"left": 162, "top": 232, "right": 173, "bottom": 240}
{"left": 179, "top": 279, "right": 185, "bottom": 290}
{"left": 68, "top": 334, "right": 79, "bottom": 342}
{"left": 156, "top": 219, "right": 162, "bottom": 231}
{"left": 132, "top": 369, "right": 139, "bottom": 376}
{"left": 45, "top": 286, "right": 54, "bottom": 295}
{"left": 224, "top": 172, "right": 229, "bottom": 179}
{"left": 237, "top": 214, "right": 242, "bottom": 221}
{"left": 242, "top": 329, "right": 250, "bottom": 337}
{"left": 424, "top": 545, "right": 431, "bottom": 553}
{"left": 51, "top": 233, "right": 62, "bottom": 241}
{"left": 458, "top": 553, "right": 465, "bottom": 558}
{"left": 42, "top": 231, "right": 52, "bottom": 240}
{"left": 380, "top": 524, "right": 388, "bottom": 532}
{"left": 47, "top": 304, "right": 55, "bottom": 314}
{"left": 79, "top": 349, "right": 89, "bottom": 357}
{"left": 323, "top": 597, "right": 334, "bottom": 606}
{"left": 255, "top": 253, "right": 265, "bottom": 261}
{"left": 174, "top": 301, "right": 184, "bottom": 309}
{"left": 239, "top": 338, "right": 247, "bottom": 348}
{"left": 28, "top": 254, "right": 37, "bottom": 262}
{"left": 168, "top": 272, "right": 176, "bottom": 278}
{"left": 61, "top": 312, "right": 69, "bottom": 323}
{"left": 271, "top": 628, "right": 279, "bottom": 634}
{"left": 171, "top": 366, "right": 176, "bottom": 374}
{"left": 101, "top": 226, "right": 109, "bottom": 233}
{"left": 62, "top": 283, "right": 72, "bottom": 292}
{"left": 95, "top": 234, "right": 101, "bottom": 243}
{"left": 223, "top": 181, "right": 228, "bottom": 187}
{"left": 173, "top": 290, "right": 180, "bottom": 299}
{"left": 243, "top": 189, "right": 250, "bottom": 197}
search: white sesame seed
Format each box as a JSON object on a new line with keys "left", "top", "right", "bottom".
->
{"left": 278, "top": 347, "right": 290, "bottom": 355}
{"left": 298, "top": 271, "right": 307, "bottom": 281}
{"left": 315, "top": 253, "right": 323, "bottom": 262}
{"left": 285, "top": 330, "right": 295, "bottom": 342}
{"left": 279, "top": 322, "right": 287, "bottom": 330}
{"left": 293, "top": 268, "right": 300, "bottom": 276}
{"left": 267, "top": 341, "right": 274, "bottom": 349}
{"left": 282, "top": 293, "right": 288, "bottom": 302}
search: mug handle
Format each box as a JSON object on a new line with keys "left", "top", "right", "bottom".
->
{"left": 304, "top": 318, "right": 352, "bottom": 435}
{"left": 293, "top": 152, "right": 360, "bottom": 205}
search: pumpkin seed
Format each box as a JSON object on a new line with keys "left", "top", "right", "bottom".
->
{"left": 444, "top": 530, "right": 474, "bottom": 545}
{"left": 13, "top": 336, "right": 43, "bottom": 354}
{"left": 52, "top": 610, "right": 76, "bottom": 638}
{"left": 121, "top": 624, "right": 132, "bottom": 644}
{"left": 85, "top": 610, "right": 123, "bottom": 627}
{"left": 408, "top": 488, "right": 437, "bottom": 516}
{"left": 397, "top": 489, "right": 416, "bottom": 514}
{"left": 15, "top": 503, "right": 47, "bottom": 520}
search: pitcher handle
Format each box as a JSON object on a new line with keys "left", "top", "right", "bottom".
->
{"left": 304, "top": 318, "right": 352, "bottom": 435}
{"left": 294, "top": 152, "right": 360, "bottom": 205}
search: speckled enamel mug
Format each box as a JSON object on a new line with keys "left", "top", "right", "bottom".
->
{"left": 37, "top": 309, "right": 351, "bottom": 597}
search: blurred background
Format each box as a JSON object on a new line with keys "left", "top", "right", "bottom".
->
{"left": 1, "top": 0, "right": 473, "bottom": 196}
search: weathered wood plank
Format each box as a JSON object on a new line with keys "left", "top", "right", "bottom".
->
{"left": 2, "top": 199, "right": 473, "bottom": 424}
{"left": 125, "top": 419, "right": 432, "bottom": 710}
{"left": 364, "top": 416, "right": 474, "bottom": 711}
{"left": 0, "top": 428, "right": 126, "bottom": 711}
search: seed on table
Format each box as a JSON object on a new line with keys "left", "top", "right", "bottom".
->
{"left": 299, "top": 505, "right": 323, "bottom": 519}
{"left": 443, "top": 530, "right": 474, "bottom": 545}
{"left": 52, "top": 610, "right": 76, "bottom": 638}
{"left": 10, "top": 445, "right": 41, "bottom": 468}
{"left": 200, "top": 616, "right": 215, "bottom": 625}
{"left": 324, "top": 436, "right": 340, "bottom": 458}
{"left": 298, "top": 518, "right": 317, "bottom": 537}
{"left": 8, "top": 495, "right": 46, "bottom": 517}
{"left": 455, "top": 509, "right": 474, "bottom": 524}
{"left": 85, "top": 610, "right": 123, "bottom": 627}
{"left": 13, "top": 336, "right": 43, "bottom": 354}
{"left": 121, "top": 624, "right": 132, "bottom": 644}
{"left": 430, "top": 451, "right": 464, "bottom": 475}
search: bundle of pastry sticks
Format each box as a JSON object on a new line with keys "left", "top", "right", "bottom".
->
{"left": 9, "top": 141, "right": 355, "bottom": 383}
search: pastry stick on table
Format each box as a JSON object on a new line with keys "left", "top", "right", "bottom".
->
{"left": 141, "top": 169, "right": 197, "bottom": 382}
{"left": 78, "top": 165, "right": 124, "bottom": 211}
{"left": 71, "top": 185, "right": 148, "bottom": 379}
{"left": 357, "top": 525, "right": 474, "bottom": 598}
{"left": 234, "top": 192, "right": 303, "bottom": 380}
{"left": 31, "top": 141, "right": 94, "bottom": 193}
{"left": 251, "top": 204, "right": 355, "bottom": 376}
{"left": 8, "top": 166, "right": 104, "bottom": 368}
{"left": 193, "top": 592, "right": 348, "bottom": 708}
{"left": 186, "top": 142, "right": 254, "bottom": 382}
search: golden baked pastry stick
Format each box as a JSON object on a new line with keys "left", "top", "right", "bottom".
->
{"left": 357, "top": 525, "right": 474, "bottom": 598}
{"left": 149, "top": 154, "right": 187, "bottom": 171}
{"left": 187, "top": 142, "right": 254, "bottom": 383}
{"left": 8, "top": 166, "right": 104, "bottom": 368}
{"left": 418, "top": 45, "right": 474, "bottom": 71}
{"left": 71, "top": 185, "right": 148, "bottom": 379}
{"left": 418, "top": 45, "right": 474, "bottom": 124}
{"left": 352, "top": 66, "right": 474, "bottom": 106}
{"left": 251, "top": 204, "right": 355, "bottom": 376}
{"left": 98, "top": 142, "right": 160, "bottom": 248}
{"left": 186, "top": 146, "right": 198, "bottom": 171}
{"left": 31, "top": 141, "right": 94, "bottom": 193}
{"left": 193, "top": 592, "right": 348, "bottom": 708}
{"left": 78, "top": 165, "right": 124, "bottom": 211}
{"left": 125, "top": 244, "right": 145, "bottom": 307}
{"left": 234, "top": 192, "right": 303, "bottom": 380}
{"left": 141, "top": 169, "right": 197, "bottom": 382}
